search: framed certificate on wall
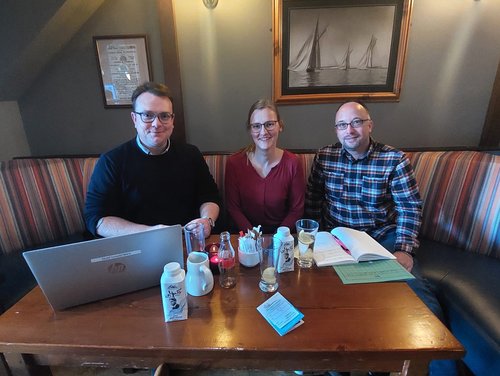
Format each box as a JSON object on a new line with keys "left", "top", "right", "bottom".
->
{"left": 93, "top": 35, "right": 153, "bottom": 108}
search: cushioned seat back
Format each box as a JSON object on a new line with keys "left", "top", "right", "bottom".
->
{"left": 0, "top": 158, "right": 87, "bottom": 254}
{"left": 3, "top": 151, "right": 497, "bottom": 259}
{"left": 406, "top": 151, "right": 499, "bottom": 258}
{"left": 203, "top": 153, "right": 230, "bottom": 204}
{"left": 82, "top": 158, "right": 99, "bottom": 199}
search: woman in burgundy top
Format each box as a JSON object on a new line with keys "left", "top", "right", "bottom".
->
{"left": 225, "top": 99, "right": 305, "bottom": 234}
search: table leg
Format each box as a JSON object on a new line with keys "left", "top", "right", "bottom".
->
{"left": 1, "top": 353, "right": 10, "bottom": 376}
{"left": 404, "top": 359, "right": 429, "bottom": 376}
{"left": 153, "top": 363, "right": 171, "bottom": 376}
{"left": 2, "top": 353, "right": 52, "bottom": 376}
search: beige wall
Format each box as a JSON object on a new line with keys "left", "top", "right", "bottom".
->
{"left": 3, "top": 0, "right": 500, "bottom": 158}
{"left": 0, "top": 102, "right": 30, "bottom": 160}
{"left": 174, "top": 0, "right": 500, "bottom": 151}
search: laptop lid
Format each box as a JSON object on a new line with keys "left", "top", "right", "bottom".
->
{"left": 23, "top": 225, "right": 183, "bottom": 310}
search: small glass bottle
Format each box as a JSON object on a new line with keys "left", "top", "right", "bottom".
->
{"left": 218, "top": 231, "right": 237, "bottom": 288}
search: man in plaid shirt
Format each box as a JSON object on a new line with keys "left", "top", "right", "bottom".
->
{"left": 305, "top": 101, "right": 457, "bottom": 375}
{"left": 305, "top": 101, "right": 420, "bottom": 270}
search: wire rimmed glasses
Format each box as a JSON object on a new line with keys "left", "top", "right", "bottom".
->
{"left": 133, "top": 111, "right": 175, "bottom": 124}
{"left": 249, "top": 120, "right": 279, "bottom": 134}
{"left": 334, "top": 118, "right": 370, "bottom": 130}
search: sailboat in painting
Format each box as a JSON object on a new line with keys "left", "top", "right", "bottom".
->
{"left": 289, "top": 21, "right": 386, "bottom": 72}
{"left": 288, "top": 18, "right": 328, "bottom": 72}
{"left": 306, "top": 19, "right": 321, "bottom": 72}
{"left": 338, "top": 43, "right": 353, "bottom": 70}
{"left": 287, "top": 17, "right": 391, "bottom": 87}
{"left": 357, "top": 35, "right": 380, "bottom": 69}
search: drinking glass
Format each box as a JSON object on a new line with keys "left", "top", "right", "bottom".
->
{"left": 257, "top": 235, "right": 280, "bottom": 292}
{"left": 184, "top": 222, "right": 205, "bottom": 255}
{"left": 295, "top": 219, "right": 319, "bottom": 268}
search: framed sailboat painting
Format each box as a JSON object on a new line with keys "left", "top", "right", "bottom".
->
{"left": 273, "top": 0, "right": 413, "bottom": 104}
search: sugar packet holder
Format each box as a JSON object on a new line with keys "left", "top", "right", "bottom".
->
{"left": 238, "top": 225, "right": 262, "bottom": 254}
{"left": 237, "top": 226, "right": 262, "bottom": 267}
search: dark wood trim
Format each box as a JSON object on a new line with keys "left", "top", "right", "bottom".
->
{"left": 480, "top": 60, "right": 500, "bottom": 147}
{"left": 157, "top": 0, "right": 186, "bottom": 143}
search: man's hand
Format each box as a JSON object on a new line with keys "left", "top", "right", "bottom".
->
{"left": 197, "top": 202, "right": 219, "bottom": 238}
{"left": 394, "top": 251, "right": 414, "bottom": 272}
{"left": 185, "top": 217, "right": 212, "bottom": 238}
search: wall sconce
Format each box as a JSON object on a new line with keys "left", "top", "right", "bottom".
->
{"left": 203, "top": 0, "right": 218, "bottom": 9}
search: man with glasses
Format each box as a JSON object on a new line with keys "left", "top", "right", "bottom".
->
{"left": 305, "top": 101, "right": 456, "bottom": 376}
{"left": 85, "top": 82, "right": 220, "bottom": 238}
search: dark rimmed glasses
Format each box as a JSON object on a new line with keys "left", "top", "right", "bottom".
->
{"left": 334, "top": 118, "right": 370, "bottom": 130}
{"left": 133, "top": 111, "right": 175, "bottom": 124}
{"left": 249, "top": 120, "right": 279, "bottom": 134}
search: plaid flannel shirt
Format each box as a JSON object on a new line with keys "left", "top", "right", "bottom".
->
{"left": 305, "top": 140, "right": 422, "bottom": 253}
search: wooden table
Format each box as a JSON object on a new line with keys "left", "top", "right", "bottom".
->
{"left": 0, "top": 236, "right": 464, "bottom": 376}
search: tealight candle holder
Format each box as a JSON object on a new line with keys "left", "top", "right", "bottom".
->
{"left": 205, "top": 243, "right": 220, "bottom": 274}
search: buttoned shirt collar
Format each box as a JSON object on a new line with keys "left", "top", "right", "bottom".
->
{"left": 340, "top": 138, "right": 375, "bottom": 162}
{"left": 136, "top": 135, "right": 171, "bottom": 155}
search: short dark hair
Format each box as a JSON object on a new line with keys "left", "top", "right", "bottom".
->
{"left": 131, "top": 82, "right": 173, "bottom": 110}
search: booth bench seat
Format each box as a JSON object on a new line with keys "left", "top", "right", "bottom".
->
{"left": 0, "top": 149, "right": 498, "bottom": 375}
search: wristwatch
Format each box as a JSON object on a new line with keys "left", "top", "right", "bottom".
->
{"left": 203, "top": 217, "right": 215, "bottom": 228}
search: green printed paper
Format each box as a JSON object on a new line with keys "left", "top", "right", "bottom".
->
{"left": 333, "top": 259, "right": 415, "bottom": 284}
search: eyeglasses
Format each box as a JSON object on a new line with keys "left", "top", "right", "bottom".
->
{"left": 249, "top": 120, "right": 279, "bottom": 133}
{"left": 334, "top": 118, "right": 370, "bottom": 130}
{"left": 133, "top": 111, "right": 175, "bottom": 124}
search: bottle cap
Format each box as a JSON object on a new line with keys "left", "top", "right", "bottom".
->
{"left": 220, "top": 231, "right": 231, "bottom": 241}
{"left": 164, "top": 262, "right": 182, "bottom": 277}
{"left": 276, "top": 226, "right": 291, "bottom": 237}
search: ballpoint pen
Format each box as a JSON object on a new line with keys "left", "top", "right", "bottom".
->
{"left": 332, "top": 234, "right": 351, "bottom": 255}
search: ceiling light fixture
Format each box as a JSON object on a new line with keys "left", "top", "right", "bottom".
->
{"left": 203, "top": 0, "right": 218, "bottom": 9}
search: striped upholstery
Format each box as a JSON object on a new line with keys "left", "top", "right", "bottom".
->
{"left": 82, "top": 158, "right": 99, "bottom": 199}
{"left": 407, "top": 151, "right": 499, "bottom": 258}
{"left": 296, "top": 153, "right": 315, "bottom": 183}
{"left": 203, "top": 153, "right": 230, "bottom": 204}
{"left": 1, "top": 151, "right": 498, "bottom": 259}
{"left": 0, "top": 159, "right": 88, "bottom": 254}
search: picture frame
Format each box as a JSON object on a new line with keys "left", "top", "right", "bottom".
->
{"left": 93, "top": 35, "right": 153, "bottom": 108}
{"left": 273, "top": 0, "right": 413, "bottom": 104}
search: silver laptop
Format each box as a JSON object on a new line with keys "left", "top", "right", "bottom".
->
{"left": 23, "top": 225, "right": 184, "bottom": 310}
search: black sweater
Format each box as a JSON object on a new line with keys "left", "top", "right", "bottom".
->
{"left": 84, "top": 139, "right": 220, "bottom": 236}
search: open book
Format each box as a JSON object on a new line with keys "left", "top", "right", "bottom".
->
{"left": 313, "top": 227, "right": 396, "bottom": 267}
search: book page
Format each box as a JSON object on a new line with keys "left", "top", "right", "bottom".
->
{"left": 313, "top": 232, "right": 355, "bottom": 266}
{"left": 330, "top": 227, "right": 395, "bottom": 262}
